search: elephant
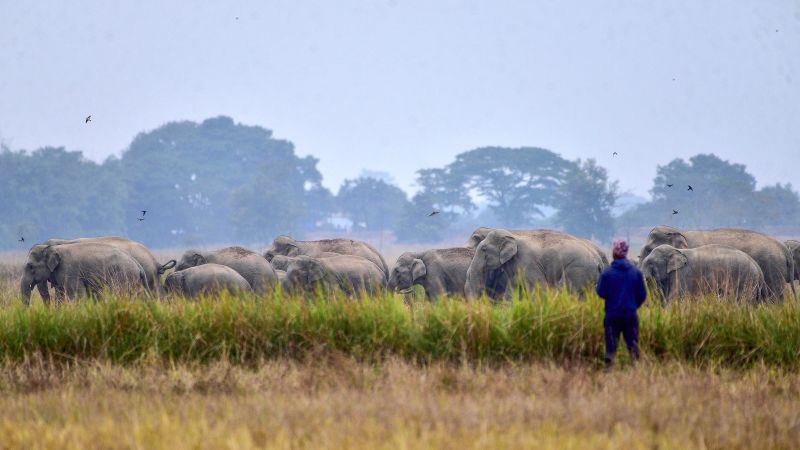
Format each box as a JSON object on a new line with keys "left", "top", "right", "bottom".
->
{"left": 638, "top": 226, "right": 795, "bottom": 299}
{"left": 264, "top": 236, "right": 389, "bottom": 277}
{"left": 387, "top": 248, "right": 475, "bottom": 299}
{"left": 164, "top": 263, "right": 252, "bottom": 298}
{"left": 284, "top": 255, "right": 386, "bottom": 297}
{"left": 20, "top": 242, "right": 148, "bottom": 303}
{"left": 269, "top": 253, "right": 340, "bottom": 271}
{"left": 27, "top": 236, "right": 175, "bottom": 300}
{"left": 174, "top": 246, "right": 277, "bottom": 294}
{"left": 640, "top": 244, "right": 765, "bottom": 302}
{"left": 465, "top": 229, "right": 607, "bottom": 300}
{"left": 466, "top": 227, "right": 609, "bottom": 266}
{"left": 275, "top": 269, "right": 288, "bottom": 290}
{"left": 785, "top": 240, "right": 800, "bottom": 282}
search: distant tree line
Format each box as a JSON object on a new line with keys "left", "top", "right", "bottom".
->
{"left": 1, "top": 116, "right": 797, "bottom": 249}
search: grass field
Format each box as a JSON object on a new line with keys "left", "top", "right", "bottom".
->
{"left": 1, "top": 358, "right": 799, "bottom": 449}
{"left": 2, "top": 256, "right": 800, "bottom": 448}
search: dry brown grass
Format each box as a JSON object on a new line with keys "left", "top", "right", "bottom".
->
{"left": 0, "top": 357, "right": 797, "bottom": 449}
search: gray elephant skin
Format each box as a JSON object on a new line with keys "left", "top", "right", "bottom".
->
{"left": 284, "top": 255, "right": 386, "bottom": 297}
{"left": 465, "top": 229, "right": 608, "bottom": 300}
{"left": 466, "top": 227, "right": 609, "bottom": 265}
{"left": 640, "top": 244, "right": 765, "bottom": 302}
{"left": 21, "top": 242, "right": 147, "bottom": 303}
{"left": 786, "top": 240, "right": 800, "bottom": 283}
{"left": 175, "top": 246, "right": 277, "bottom": 294}
{"left": 164, "top": 263, "right": 253, "bottom": 298}
{"left": 265, "top": 236, "right": 389, "bottom": 277}
{"left": 388, "top": 248, "right": 475, "bottom": 299}
{"left": 639, "top": 226, "right": 795, "bottom": 299}
{"left": 25, "top": 236, "right": 175, "bottom": 300}
{"left": 269, "top": 252, "right": 340, "bottom": 271}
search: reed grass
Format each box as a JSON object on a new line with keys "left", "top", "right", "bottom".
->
{"left": 0, "top": 286, "right": 798, "bottom": 368}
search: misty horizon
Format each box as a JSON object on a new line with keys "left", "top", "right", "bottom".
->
{"left": 2, "top": 0, "right": 798, "bottom": 197}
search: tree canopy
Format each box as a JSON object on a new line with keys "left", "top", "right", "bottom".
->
{"left": 621, "top": 154, "right": 800, "bottom": 229}
{"left": 2, "top": 119, "right": 797, "bottom": 249}
{"left": 337, "top": 177, "right": 408, "bottom": 231}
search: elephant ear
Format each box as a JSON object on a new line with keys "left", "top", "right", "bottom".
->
{"left": 46, "top": 251, "right": 61, "bottom": 273}
{"left": 411, "top": 259, "right": 426, "bottom": 281}
{"left": 498, "top": 236, "right": 518, "bottom": 264}
{"left": 192, "top": 253, "right": 207, "bottom": 266}
{"left": 669, "top": 232, "right": 689, "bottom": 249}
{"left": 667, "top": 250, "right": 688, "bottom": 273}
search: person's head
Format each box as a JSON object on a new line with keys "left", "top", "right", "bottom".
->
{"left": 612, "top": 239, "right": 629, "bottom": 260}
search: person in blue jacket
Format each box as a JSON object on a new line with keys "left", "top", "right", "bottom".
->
{"left": 595, "top": 239, "right": 647, "bottom": 368}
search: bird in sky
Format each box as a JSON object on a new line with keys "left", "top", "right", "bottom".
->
{"left": 667, "top": 184, "right": 673, "bottom": 188}
{"left": 687, "top": 185, "right": 694, "bottom": 191}
{"left": 85, "top": 115, "right": 91, "bottom": 123}
{"left": 612, "top": 152, "right": 618, "bottom": 156}
{"left": 428, "top": 211, "right": 440, "bottom": 217}
{"left": 18, "top": 236, "right": 24, "bottom": 242}
{"left": 673, "top": 209, "right": 679, "bottom": 215}
{"left": 141, "top": 210, "right": 147, "bottom": 217}
{"left": 137, "top": 218, "right": 145, "bottom": 221}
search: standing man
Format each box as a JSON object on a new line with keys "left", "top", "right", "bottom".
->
{"left": 595, "top": 239, "right": 647, "bottom": 368}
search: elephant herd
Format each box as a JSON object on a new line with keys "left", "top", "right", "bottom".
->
{"left": 18, "top": 225, "right": 800, "bottom": 304}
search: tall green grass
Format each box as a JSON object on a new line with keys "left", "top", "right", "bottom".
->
{"left": 0, "top": 288, "right": 799, "bottom": 367}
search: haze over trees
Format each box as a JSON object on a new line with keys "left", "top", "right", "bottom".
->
{"left": 1, "top": 116, "right": 798, "bottom": 249}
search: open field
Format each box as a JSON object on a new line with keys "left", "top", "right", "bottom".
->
{"left": 0, "top": 358, "right": 799, "bottom": 449}
{"left": 3, "top": 255, "right": 800, "bottom": 448}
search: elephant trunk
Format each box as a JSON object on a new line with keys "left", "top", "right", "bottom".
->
{"left": 465, "top": 264, "right": 485, "bottom": 300}
{"left": 37, "top": 281, "right": 50, "bottom": 303}
{"left": 387, "top": 273, "right": 398, "bottom": 291}
{"left": 20, "top": 273, "right": 33, "bottom": 305}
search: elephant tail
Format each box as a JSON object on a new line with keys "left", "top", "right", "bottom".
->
{"left": 159, "top": 260, "right": 177, "bottom": 274}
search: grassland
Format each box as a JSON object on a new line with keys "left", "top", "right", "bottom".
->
{"left": 2, "top": 256, "right": 800, "bottom": 448}
{"left": 1, "top": 358, "right": 799, "bottom": 449}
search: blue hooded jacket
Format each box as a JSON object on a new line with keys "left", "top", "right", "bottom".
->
{"left": 596, "top": 258, "right": 647, "bottom": 318}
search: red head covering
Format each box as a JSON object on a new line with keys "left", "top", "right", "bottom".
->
{"left": 612, "top": 239, "right": 629, "bottom": 259}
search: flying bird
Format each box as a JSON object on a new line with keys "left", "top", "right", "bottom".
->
{"left": 672, "top": 209, "right": 679, "bottom": 215}
{"left": 18, "top": 236, "right": 24, "bottom": 242}
{"left": 141, "top": 210, "right": 147, "bottom": 216}
{"left": 612, "top": 152, "right": 618, "bottom": 156}
{"left": 137, "top": 218, "right": 145, "bottom": 221}
{"left": 687, "top": 185, "right": 693, "bottom": 191}
{"left": 85, "top": 115, "right": 91, "bottom": 123}
{"left": 667, "top": 184, "right": 673, "bottom": 188}
{"left": 428, "top": 210, "right": 440, "bottom": 217}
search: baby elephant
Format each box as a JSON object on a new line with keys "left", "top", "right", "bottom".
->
{"left": 164, "top": 263, "right": 253, "bottom": 298}
{"left": 284, "top": 255, "right": 386, "bottom": 297}
{"left": 640, "top": 244, "right": 765, "bottom": 302}
{"left": 175, "top": 247, "right": 277, "bottom": 294}
{"left": 388, "top": 248, "right": 475, "bottom": 299}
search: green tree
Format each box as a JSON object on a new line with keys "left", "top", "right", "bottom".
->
{"left": 231, "top": 164, "right": 307, "bottom": 242}
{"left": 753, "top": 183, "right": 800, "bottom": 227}
{"left": 0, "top": 146, "right": 125, "bottom": 247}
{"left": 119, "top": 116, "right": 326, "bottom": 246}
{"left": 621, "top": 154, "right": 800, "bottom": 229}
{"left": 393, "top": 191, "right": 454, "bottom": 243}
{"left": 438, "top": 147, "right": 575, "bottom": 227}
{"left": 555, "top": 159, "right": 618, "bottom": 242}
{"left": 337, "top": 177, "right": 409, "bottom": 231}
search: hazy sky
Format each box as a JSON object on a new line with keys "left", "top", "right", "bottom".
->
{"left": 1, "top": 0, "right": 798, "bottom": 197}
